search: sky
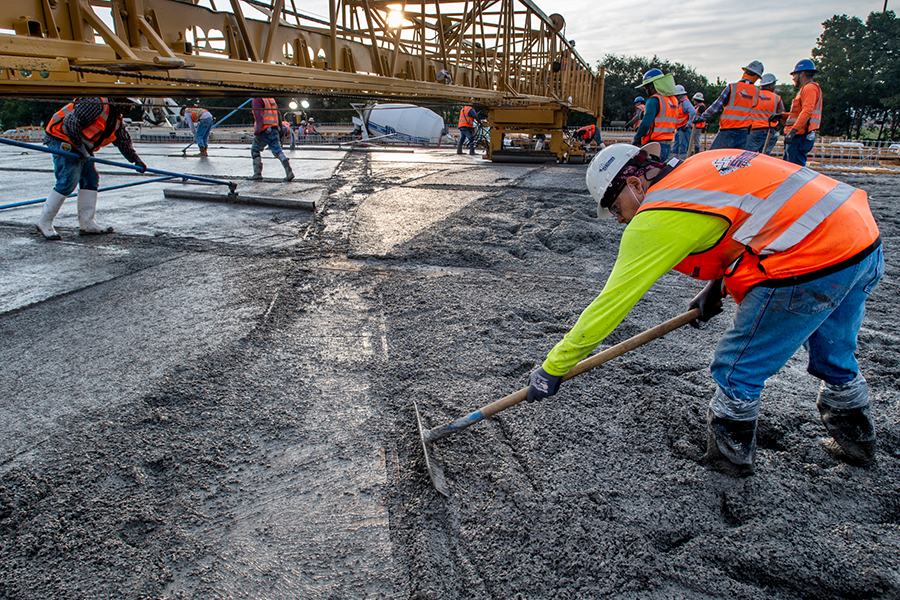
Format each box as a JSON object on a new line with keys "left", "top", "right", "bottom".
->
{"left": 560, "top": 0, "right": 888, "bottom": 85}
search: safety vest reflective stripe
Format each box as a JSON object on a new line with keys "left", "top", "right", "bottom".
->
{"left": 675, "top": 101, "right": 689, "bottom": 128}
{"left": 185, "top": 108, "right": 210, "bottom": 122}
{"left": 260, "top": 98, "right": 280, "bottom": 130}
{"left": 635, "top": 150, "right": 880, "bottom": 303}
{"left": 641, "top": 95, "right": 678, "bottom": 143}
{"left": 785, "top": 82, "right": 822, "bottom": 134}
{"left": 458, "top": 106, "right": 475, "bottom": 128}
{"left": 750, "top": 91, "right": 779, "bottom": 129}
{"left": 45, "top": 98, "right": 116, "bottom": 150}
{"left": 719, "top": 82, "right": 758, "bottom": 129}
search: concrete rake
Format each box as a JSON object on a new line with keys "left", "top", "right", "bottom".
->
{"left": 415, "top": 309, "right": 700, "bottom": 497}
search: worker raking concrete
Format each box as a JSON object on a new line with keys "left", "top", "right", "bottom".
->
{"left": 526, "top": 143, "right": 884, "bottom": 476}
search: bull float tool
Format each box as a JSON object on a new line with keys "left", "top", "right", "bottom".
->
{"left": 0, "top": 137, "right": 237, "bottom": 195}
{"left": 415, "top": 308, "right": 700, "bottom": 497}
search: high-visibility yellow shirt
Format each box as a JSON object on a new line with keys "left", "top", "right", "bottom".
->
{"left": 542, "top": 210, "right": 728, "bottom": 375}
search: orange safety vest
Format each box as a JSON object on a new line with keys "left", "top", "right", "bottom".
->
{"left": 693, "top": 103, "right": 707, "bottom": 128}
{"left": 718, "top": 82, "right": 759, "bottom": 130}
{"left": 258, "top": 98, "right": 280, "bottom": 131}
{"left": 635, "top": 150, "right": 880, "bottom": 303}
{"left": 458, "top": 106, "right": 476, "bottom": 128}
{"left": 750, "top": 90, "right": 780, "bottom": 130}
{"left": 675, "top": 99, "right": 689, "bottom": 128}
{"left": 46, "top": 97, "right": 118, "bottom": 150}
{"left": 183, "top": 108, "right": 210, "bottom": 123}
{"left": 640, "top": 94, "right": 679, "bottom": 144}
{"left": 784, "top": 82, "right": 822, "bottom": 135}
{"left": 632, "top": 104, "right": 645, "bottom": 131}
{"left": 578, "top": 124, "right": 596, "bottom": 139}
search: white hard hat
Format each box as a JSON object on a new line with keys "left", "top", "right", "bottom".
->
{"left": 674, "top": 85, "right": 686, "bottom": 96}
{"left": 742, "top": 60, "right": 764, "bottom": 78}
{"left": 692, "top": 92, "right": 704, "bottom": 101}
{"left": 586, "top": 142, "right": 660, "bottom": 219}
{"left": 759, "top": 73, "right": 777, "bottom": 86}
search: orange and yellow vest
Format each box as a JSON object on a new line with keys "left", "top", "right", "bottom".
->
{"left": 640, "top": 94, "right": 679, "bottom": 144}
{"left": 458, "top": 106, "right": 476, "bottom": 128}
{"left": 750, "top": 90, "right": 780, "bottom": 130}
{"left": 183, "top": 108, "right": 210, "bottom": 123}
{"left": 784, "top": 82, "right": 822, "bottom": 135}
{"left": 635, "top": 149, "right": 880, "bottom": 303}
{"left": 258, "top": 98, "right": 280, "bottom": 131}
{"left": 719, "top": 82, "right": 759, "bottom": 130}
{"left": 46, "top": 98, "right": 118, "bottom": 150}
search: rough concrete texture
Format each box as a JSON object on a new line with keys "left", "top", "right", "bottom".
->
{"left": 0, "top": 143, "right": 898, "bottom": 599}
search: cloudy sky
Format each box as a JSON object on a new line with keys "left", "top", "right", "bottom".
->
{"left": 560, "top": 0, "right": 888, "bottom": 84}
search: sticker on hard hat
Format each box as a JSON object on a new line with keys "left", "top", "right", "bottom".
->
{"left": 712, "top": 151, "right": 755, "bottom": 176}
{"left": 597, "top": 156, "right": 616, "bottom": 172}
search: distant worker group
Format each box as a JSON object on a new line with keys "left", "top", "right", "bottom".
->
{"left": 630, "top": 57, "right": 822, "bottom": 167}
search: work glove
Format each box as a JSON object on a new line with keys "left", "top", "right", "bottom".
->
{"left": 768, "top": 114, "right": 781, "bottom": 125}
{"left": 134, "top": 159, "right": 147, "bottom": 173}
{"left": 688, "top": 278, "right": 725, "bottom": 328}
{"left": 784, "top": 130, "right": 797, "bottom": 146}
{"left": 526, "top": 367, "right": 563, "bottom": 403}
{"left": 691, "top": 115, "right": 706, "bottom": 126}
{"left": 74, "top": 144, "right": 92, "bottom": 162}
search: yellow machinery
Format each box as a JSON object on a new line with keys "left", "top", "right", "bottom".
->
{"left": 0, "top": 0, "right": 603, "bottom": 161}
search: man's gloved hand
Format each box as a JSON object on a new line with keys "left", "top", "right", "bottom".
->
{"left": 526, "top": 367, "right": 563, "bottom": 403}
{"left": 74, "top": 145, "right": 92, "bottom": 162}
{"left": 691, "top": 115, "right": 706, "bottom": 126}
{"left": 768, "top": 114, "right": 781, "bottom": 125}
{"left": 688, "top": 278, "right": 725, "bottom": 328}
{"left": 134, "top": 159, "right": 147, "bottom": 173}
{"left": 784, "top": 130, "right": 796, "bottom": 146}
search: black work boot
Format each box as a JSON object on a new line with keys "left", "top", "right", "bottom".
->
{"left": 702, "top": 409, "right": 757, "bottom": 477}
{"left": 817, "top": 400, "right": 876, "bottom": 468}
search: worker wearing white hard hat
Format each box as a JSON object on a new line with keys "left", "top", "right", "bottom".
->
{"left": 527, "top": 141, "right": 884, "bottom": 478}
{"left": 671, "top": 84, "right": 698, "bottom": 158}
{"left": 689, "top": 92, "right": 707, "bottom": 154}
{"left": 694, "top": 61, "right": 763, "bottom": 150}
{"left": 747, "top": 73, "right": 785, "bottom": 156}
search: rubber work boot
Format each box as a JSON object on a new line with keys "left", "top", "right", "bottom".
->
{"left": 817, "top": 400, "right": 876, "bottom": 467}
{"left": 281, "top": 157, "right": 295, "bottom": 182}
{"left": 199, "top": 146, "right": 208, "bottom": 157}
{"left": 36, "top": 189, "right": 67, "bottom": 240}
{"left": 250, "top": 156, "right": 263, "bottom": 180}
{"left": 702, "top": 409, "right": 757, "bottom": 477}
{"left": 77, "top": 189, "right": 114, "bottom": 236}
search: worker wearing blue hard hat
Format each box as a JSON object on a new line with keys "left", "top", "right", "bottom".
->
{"left": 631, "top": 69, "right": 679, "bottom": 161}
{"left": 774, "top": 59, "right": 822, "bottom": 166}
{"left": 625, "top": 96, "right": 646, "bottom": 131}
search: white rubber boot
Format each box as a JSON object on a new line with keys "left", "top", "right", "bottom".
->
{"left": 36, "top": 190, "right": 67, "bottom": 240}
{"left": 77, "top": 189, "right": 114, "bottom": 235}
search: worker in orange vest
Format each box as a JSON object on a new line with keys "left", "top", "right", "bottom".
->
{"left": 574, "top": 123, "right": 604, "bottom": 148}
{"left": 457, "top": 105, "right": 480, "bottom": 155}
{"left": 527, "top": 142, "right": 883, "bottom": 477}
{"left": 37, "top": 97, "right": 147, "bottom": 240}
{"left": 631, "top": 69, "right": 679, "bottom": 161}
{"left": 690, "top": 92, "right": 706, "bottom": 154}
{"left": 777, "top": 59, "right": 823, "bottom": 166}
{"left": 671, "top": 84, "right": 697, "bottom": 157}
{"left": 181, "top": 105, "right": 213, "bottom": 157}
{"left": 250, "top": 98, "right": 293, "bottom": 181}
{"left": 747, "top": 74, "right": 785, "bottom": 155}
{"left": 695, "top": 61, "right": 763, "bottom": 150}
{"left": 625, "top": 97, "right": 645, "bottom": 131}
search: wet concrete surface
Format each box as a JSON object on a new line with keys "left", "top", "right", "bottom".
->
{"left": 1, "top": 143, "right": 898, "bottom": 599}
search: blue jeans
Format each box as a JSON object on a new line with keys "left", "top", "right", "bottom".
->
{"left": 672, "top": 127, "right": 690, "bottom": 155}
{"left": 710, "top": 246, "right": 884, "bottom": 421}
{"left": 657, "top": 142, "right": 671, "bottom": 162}
{"left": 784, "top": 132, "right": 816, "bottom": 166}
{"left": 709, "top": 128, "right": 749, "bottom": 150}
{"left": 747, "top": 128, "right": 777, "bottom": 155}
{"left": 47, "top": 137, "right": 100, "bottom": 194}
{"left": 195, "top": 118, "right": 213, "bottom": 148}
{"left": 251, "top": 127, "right": 286, "bottom": 160}
{"left": 457, "top": 127, "right": 475, "bottom": 153}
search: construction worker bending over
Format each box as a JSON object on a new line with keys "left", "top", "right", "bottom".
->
{"left": 37, "top": 97, "right": 147, "bottom": 240}
{"left": 250, "top": 98, "right": 294, "bottom": 181}
{"left": 574, "top": 123, "right": 605, "bottom": 149}
{"left": 671, "top": 85, "right": 697, "bottom": 157}
{"left": 181, "top": 105, "right": 214, "bottom": 157}
{"left": 778, "top": 59, "right": 822, "bottom": 167}
{"left": 457, "top": 105, "right": 479, "bottom": 155}
{"left": 632, "top": 69, "right": 679, "bottom": 161}
{"left": 695, "top": 61, "right": 763, "bottom": 150}
{"left": 747, "top": 74, "right": 785, "bottom": 156}
{"left": 527, "top": 142, "right": 883, "bottom": 477}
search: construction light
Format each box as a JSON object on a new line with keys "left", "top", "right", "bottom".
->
{"left": 289, "top": 100, "right": 298, "bottom": 109}
{"left": 301, "top": 100, "right": 310, "bottom": 109}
